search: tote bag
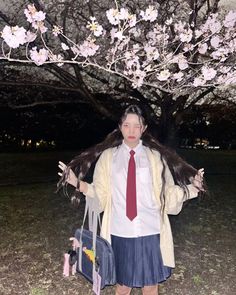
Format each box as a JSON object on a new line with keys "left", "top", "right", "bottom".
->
{"left": 75, "top": 198, "right": 116, "bottom": 289}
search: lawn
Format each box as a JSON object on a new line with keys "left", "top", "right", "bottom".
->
{"left": 0, "top": 150, "right": 235, "bottom": 295}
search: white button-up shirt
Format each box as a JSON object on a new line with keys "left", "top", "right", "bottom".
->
{"left": 110, "top": 140, "right": 161, "bottom": 237}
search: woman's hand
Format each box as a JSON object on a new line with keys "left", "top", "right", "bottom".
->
{"left": 191, "top": 168, "right": 205, "bottom": 192}
{"left": 58, "top": 161, "right": 77, "bottom": 187}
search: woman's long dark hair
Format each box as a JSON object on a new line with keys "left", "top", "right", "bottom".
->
{"left": 58, "top": 104, "right": 205, "bottom": 207}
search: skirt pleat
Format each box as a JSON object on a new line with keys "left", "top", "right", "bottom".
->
{"left": 111, "top": 234, "right": 172, "bottom": 288}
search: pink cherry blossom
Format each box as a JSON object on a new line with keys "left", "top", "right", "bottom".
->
{"left": 133, "top": 44, "right": 141, "bottom": 51}
{"left": 224, "top": 72, "right": 236, "bottom": 85}
{"left": 114, "top": 31, "right": 125, "bottom": 40}
{"left": 202, "top": 14, "right": 222, "bottom": 34}
{"left": 201, "top": 66, "right": 217, "bottom": 81}
{"left": 183, "top": 44, "right": 194, "bottom": 52}
{"left": 193, "top": 77, "right": 206, "bottom": 87}
{"left": 78, "top": 40, "right": 99, "bottom": 57}
{"left": 195, "top": 29, "right": 203, "bottom": 38}
{"left": 106, "top": 8, "right": 120, "bottom": 25}
{"left": 32, "top": 21, "right": 48, "bottom": 33}
{"left": 198, "top": 43, "right": 208, "bottom": 54}
{"left": 132, "top": 69, "right": 146, "bottom": 88}
{"left": 147, "top": 25, "right": 168, "bottom": 45}
{"left": 173, "top": 72, "right": 184, "bottom": 82}
{"left": 172, "top": 54, "right": 188, "bottom": 70}
{"left": 210, "top": 36, "right": 220, "bottom": 49}
{"left": 218, "top": 71, "right": 236, "bottom": 85}
{"left": 30, "top": 47, "right": 48, "bottom": 65}
{"left": 144, "top": 45, "right": 159, "bottom": 61}
{"left": 130, "top": 27, "right": 141, "bottom": 38}
{"left": 124, "top": 51, "right": 132, "bottom": 59}
{"left": 109, "top": 28, "right": 117, "bottom": 44}
{"left": 114, "top": 31, "right": 124, "bottom": 40}
{"left": 24, "top": 5, "right": 37, "bottom": 23}
{"left": 33, "top": 11, "right": 46, "bottom": 22}
{"left": 1, "top": 3, "right": 236, "bottom": 91}
{"left": 128, "top": 15, "right": 137, "bottom": 28}
{"left": 87, "top": 17, "right": 103, "bottom": 37}
{"left": 223, "top": 11, "right": 236, "bottom": 28}
{"left": 119, "top": 8, "right": 129, "bottom": 20}
{"left": 209, "top": 20, "right": 221, "bottom": 34}
{"left": 24, "top": 5, "right": 46, "bottom": 23}
{"left": 228, "top": 39, "right": 236, "bottom": 53}
{"left": 2, "top": 25, "right": 27, "bottom": 48}
{"left": 125, "top": 56, "right": 140, "bottom": 70}
{"left": 25, "top": 31, "right": 37, "bottom": 43}
{"left": 140, "top": 6, "right": 158, "bottom": 23}
{"left": 117, "top": 36, "right": 130, "bottom": 52}
{"left": 219, "top": 66, "right": 230, "bottom": 74}
{"left": 178, "top": 56, "right": 188, "bottom": 70}
{"left": 49, "top": 53, "right": 64, "bottom": 66}
{"left": 179, "top": 29, "right": 192, "bottom": 43}
{"left": 211, "top": 48, "right": 229, "bottom": 61}
{"left": 52, "top": 25, "right": 63, "bottom": 36}
{"left": 61, "top": 43, "right": 69, "bottom": 50}
{"left": 216, "top": 75, "right": 225, "bottom": 84}
{"left": 174, "top": 21, "right": 186, "bottom": 33}
{"left": 157, "top": 70, "right": 170, "bottom": 81}
{"left": 165, "top": 18, "right": 173, "bottom": 26}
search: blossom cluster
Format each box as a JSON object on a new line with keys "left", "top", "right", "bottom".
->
{"left": 24, "top": 4, "right": 47, "bottom": 33}
{"left": 0, "top": 3, "right": 236, "bottom": 91}
{"left": 2, "top": 26, "right": 27, "bottom": 49}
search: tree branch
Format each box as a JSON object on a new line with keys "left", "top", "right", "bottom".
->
{"left": 0, "top": 80, "right": 86, "bottom": 93}
{"left": 6, "top": 99, "right": 87, "bottom": 109}
{"left": 184, "top": 86, "right": 215, "bottom": 110}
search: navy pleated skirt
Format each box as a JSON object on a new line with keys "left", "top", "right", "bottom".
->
{"left": 111, "top": 234, "right": 172, "bottom": 288}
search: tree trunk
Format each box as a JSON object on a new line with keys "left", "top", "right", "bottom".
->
{"left": 158, "top": 98, "right": 180, "bottom": 148}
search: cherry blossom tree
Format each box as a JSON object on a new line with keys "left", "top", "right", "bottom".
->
{"left": 0, "top": 0, "right": 235, "bottom": 145}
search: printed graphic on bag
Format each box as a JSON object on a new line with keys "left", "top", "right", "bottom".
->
{"left": 83, "top": 247, "right": 95, "bottom": 264}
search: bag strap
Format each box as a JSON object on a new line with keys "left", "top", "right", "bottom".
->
{"left": 86, "top": 197, "right": 101, "bottom": 231}
{"left": 78, "top": 197, "right": 100, "bottom": 273}
{"left": 78, "top": 199, "right": 88, "bottom": 271}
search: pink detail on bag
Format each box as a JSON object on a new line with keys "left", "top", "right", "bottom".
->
{"left": 70, "top": 237, "right": 80, "bottom": 250}
{"left": 72, "top": 261, "right": 77, "bottom": 275}
{"left": 63, "top": 253, "right": 70, "bottom": 277}
{"left": 63, "top": 237, "right": 81, "bottom": 277}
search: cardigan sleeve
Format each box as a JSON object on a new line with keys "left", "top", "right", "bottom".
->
{"left": 163, "top": 161, "right": 200, "bottom": 215}
{"left": 84, "top": 150, "right": 109, "bottom": 212}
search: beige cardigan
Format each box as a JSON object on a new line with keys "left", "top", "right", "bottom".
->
{"left": 85, "top": 147, "right": 199, "bottom": 268}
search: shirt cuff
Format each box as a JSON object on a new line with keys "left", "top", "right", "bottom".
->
{"left": 84, "top": 183, "right": 95, "bottom": 198}
{"left": 187, "top": 184, "right": 200, "bottom": 199}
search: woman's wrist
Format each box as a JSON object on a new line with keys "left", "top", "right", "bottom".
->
{"left": 78, "top": 180, "right": 88, "bottom": 194}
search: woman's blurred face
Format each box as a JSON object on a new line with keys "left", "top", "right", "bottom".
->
{"left": 120, "top": 114, "right": 147, "bottom": 148}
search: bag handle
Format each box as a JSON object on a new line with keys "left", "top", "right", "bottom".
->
{"left": 87, "top": 197, "right": 101, "bottom": 231}
{"left": 78, "top": 196, "right": 100, "bottom": 273}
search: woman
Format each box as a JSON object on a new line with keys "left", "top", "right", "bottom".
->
{"left": 58, "top": 105, "right": 205, "bottom": 295}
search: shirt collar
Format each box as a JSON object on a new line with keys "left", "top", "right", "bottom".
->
{"left": 122, "top": 140, "right": 143, "bottom": 154}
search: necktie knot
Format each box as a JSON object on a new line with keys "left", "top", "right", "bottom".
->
{"left": 130, "top": 150, "right": 135, "bottom": 157}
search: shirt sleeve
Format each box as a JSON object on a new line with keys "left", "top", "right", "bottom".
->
{"left": 84, "top": 151, "right": 109, "bottom": 212}
{"left": 163, "top": 161, "right": 200, "bottom": 215}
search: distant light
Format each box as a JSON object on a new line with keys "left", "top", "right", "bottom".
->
{"left": 206, "top": 146, "right": 220, "bottom": 150}
{"left": 35, "top": 140, "right": 56, "bottom": 148}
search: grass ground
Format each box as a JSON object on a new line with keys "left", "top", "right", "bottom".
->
{"left": 0, "top": 150, "right": 235, "bottom": 295}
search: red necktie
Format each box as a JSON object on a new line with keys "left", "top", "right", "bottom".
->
{"left": 126, "top": 150, "right": 137, "bottom": 221}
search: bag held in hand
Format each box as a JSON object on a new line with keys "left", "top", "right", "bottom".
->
{"left": 75, "top": 228, "right": 116, "bottom": 289}
{"left": 75, "top": 198, "right": 116, "bottom": 289}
